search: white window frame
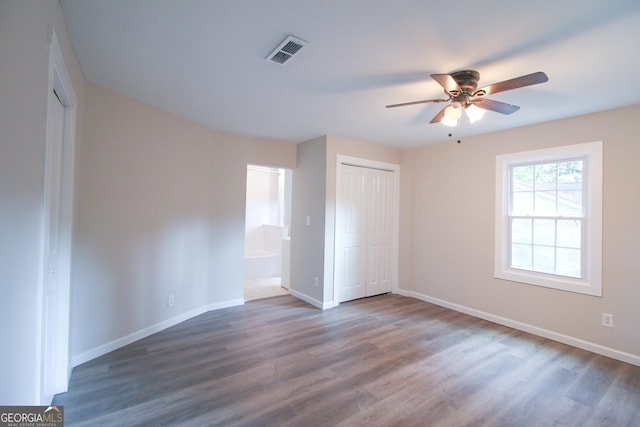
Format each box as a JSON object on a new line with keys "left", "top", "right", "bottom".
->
{"left": 495, "top": 141, "right": 603, "bottom": 296}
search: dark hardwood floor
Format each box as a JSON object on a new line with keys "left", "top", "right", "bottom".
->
{"left": 53, "top": 294, "right": 640, "bottom": 426}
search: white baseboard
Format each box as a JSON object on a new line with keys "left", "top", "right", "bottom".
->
{"left": 288, "top": 288, "right": 335, "bottom": 309}
{"left": 71, "top": 299, "right": 244, "bottom": 367}
{"left": 205, "top": 298, "right": 245, "bottom": 312}
{"left": 406, "top": 290, "right": 640, "bottom": 367}
{"left": 395, "top": 288, "right": 411, "bottom": 297}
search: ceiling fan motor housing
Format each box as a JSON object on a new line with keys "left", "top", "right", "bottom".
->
{"left": 450, "top": 70, "right": 481, "bottom": 104}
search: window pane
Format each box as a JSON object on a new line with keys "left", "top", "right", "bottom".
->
{"left": 558, "top": 190, "right": 582, "bottom": 215}
{"left": 512, "top": 218, "right": 532, "bottom": 244}
{"left": 556, "top": 248, "right": 581, "bottom": 278}
{"left": 557, "top": 219, "right": 581, "bottom": 249}
{"left": 512, "top": 191, "right": 533, "bottom": 215}
{"left": 511, "top": 244, "right": 532, "bottom": 270}
{"left": 558, "top": 161, "right": 582, "bottom": 184}
{"left": 533, "top": 246, "right": 555, "bottom": 274}
{"left": 513, "top": 165, "right": 534, "bottom": 190}
{"left": 535, "top": 163, "right": 557, "bottom": 190}
{"left": 558, "top": 160, "right": 583, "bottom": 216}
{"left": 534, "top": 191, "right": 557, "bottom": 215}
{"left": 533, "top": 219, "right": 555, "bottom": 246}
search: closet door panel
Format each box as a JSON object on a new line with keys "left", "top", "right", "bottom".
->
{"left": 366, "top": 169, "right": 393, "bottom": 297}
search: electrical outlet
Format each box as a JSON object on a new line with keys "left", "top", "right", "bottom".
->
{"left": 168, "top": 294, "right": 175, "bottom": 307}
{"left": 601, "top": 313, "right": 613, "bottom": 328}
{"left": 314, "top": 277, "right": 319, "bottom": 287}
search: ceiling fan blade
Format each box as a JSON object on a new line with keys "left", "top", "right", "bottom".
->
{"left": 431, "top": 74, "right": 462, "bottom": 96}
{"left": 473, "top": 98, "right": 520, "bottom": 114}
{"left": 385, "top": 98, "right": 448, "bottom": 108}
{"left": 429, "top": 105, "right": 449, "bottom": 124}
{"left": 476, "top": 71, "right": 548, "bottom": 96}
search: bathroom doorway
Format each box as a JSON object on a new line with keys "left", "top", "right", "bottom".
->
{"left": 244, "top": 165, "right": 292, "bottom": 301}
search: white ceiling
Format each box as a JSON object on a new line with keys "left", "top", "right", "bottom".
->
{"left": 60, "top": 0, "right": 640, "bottom": 148}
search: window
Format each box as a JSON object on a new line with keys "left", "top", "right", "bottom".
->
{"left": 495, "top": 142, "right": 602, "bottom": 296}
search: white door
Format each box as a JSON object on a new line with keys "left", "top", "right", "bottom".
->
{"left": 41, "top": 90, "right": 67, "bottom": 397}
{"left": 365, "top": 169, "right": 393, "bottom": 297}
{"left": 336, "top": 164, "right": 394, "bottom": 303}
{"left": 335, "top": 165, "right": 367, "bottom": 301}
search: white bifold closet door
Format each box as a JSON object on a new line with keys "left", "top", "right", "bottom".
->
{"left": 336, "top": 164, "right": 394, "bottom": 303}
{"left": 42, "top": 90, "right": 68, "bottom": 397}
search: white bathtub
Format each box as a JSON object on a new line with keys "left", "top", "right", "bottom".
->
{"left": 244, "top": 250, "right": 280, "bottom": 279}
{"left": 244, "top": 224, "right": 287, "bottom": 279}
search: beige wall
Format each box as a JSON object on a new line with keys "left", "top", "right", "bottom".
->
{"left": 403, "top": 105, "right": 640, "bottom": 358}
{"left": 0, "top": 1, "right": 85, "bottom": 404}
{"left": 72, "top": 82, "right": 296, "bottom": 360}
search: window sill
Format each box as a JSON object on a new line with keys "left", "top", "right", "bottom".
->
{"left": 495, "top": 267, "right": 602, "bottom": 297}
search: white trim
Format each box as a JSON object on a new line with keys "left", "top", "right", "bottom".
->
{"left": 334, "top": 155, "right": 400, "bottom": 305}
{"left": 338, "top": 156, "right": 398, "bottom": 172}
{"left": 205, "top": 298, "right": 245, "bottom": 312}
{"left": 289, "top": 288, "right": 335, "bottom": 309}
{"left": 71, "top": 299, "right": 245, "bottom": 368}
{"left": 495, "top": 141, "right": 603, "bottom": 296}
{"left": 394, "top": 287, "right": 411, "bottom": 297}
{"left": 407, "top": 290, "right": 640, "bottom": 367}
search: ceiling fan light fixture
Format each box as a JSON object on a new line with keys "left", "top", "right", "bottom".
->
{"left": 444, "top": 102, "right": 462, "bottom": 120}
{"left": 465, "top": 104, "right": 486, "bottom": 123}
{"left": 441, "top": 116, "right": 458, "bottom": 127}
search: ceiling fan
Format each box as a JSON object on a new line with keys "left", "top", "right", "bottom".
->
{"left": 386, "top": 70, "right": 549, "bottom": 126}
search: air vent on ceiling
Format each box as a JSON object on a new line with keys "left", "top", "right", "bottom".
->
{"left": 266, "top": 35, "right": 308, "bottom": 65}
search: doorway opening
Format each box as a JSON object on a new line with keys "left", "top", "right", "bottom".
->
{"left": 244, "top": 165, "right": 292, "bottom": 301}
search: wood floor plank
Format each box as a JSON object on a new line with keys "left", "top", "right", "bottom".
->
{"left": 53, "top": 294, "right": 640, "bottom": 426}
